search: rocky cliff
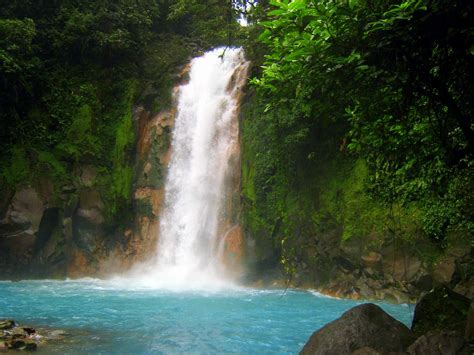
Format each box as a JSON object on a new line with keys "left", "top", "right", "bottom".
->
{"left": 0, "top": 103, "right": 175, "bottom": 278}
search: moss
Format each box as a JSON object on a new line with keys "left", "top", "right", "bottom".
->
{"left": 1, "top": 146, "right": 31, "bottom": 188}
{"left": 36, "top": 150, "right": 67, "bottom": 183}
{"left": 68, "top": 104, "right": 92, "bottom": 140}
{"left": 99, "top": 80, "right": 138, "bottom": 218}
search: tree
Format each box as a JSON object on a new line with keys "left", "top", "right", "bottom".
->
{"left": 251, "top": 0, "right": 473, "bottom": 241}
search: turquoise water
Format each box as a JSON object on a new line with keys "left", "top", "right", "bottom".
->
{"left": 0, "top": 280, "right": 413, "bottom": 354}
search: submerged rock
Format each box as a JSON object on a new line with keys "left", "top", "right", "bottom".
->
{"left": 46, "top": 329, "right": 69, "bottom": 340}
{"left": 300, "top": 303, "right": 415, "bottom": 354}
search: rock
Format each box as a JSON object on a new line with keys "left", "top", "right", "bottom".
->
{"left": 37, "top": 177, "right": 54, "bottom": 208}
{"left": 22, "top": 327, "right": 35, "bottom": 335}
{"left": 63, "top": 195, "right": 78, "bottom": 218}
{"left": 334, "top": 256, "right": 356, "bottom": 273}
{"left": 383, "top": 287, "right": 410, "bottom": 304}
{"left": 362, "top": 267, "right": 375, "bottom": 277}
{"left": 411, "top": 274, "right": 433, "bottom": 292}
{"left": 361, "top": 252, "right": 382, "bottom": 268}
{"left": 12, "top": 327, "right": 26, "bottom": 337}
{"left": 76, "top": 208, "right": 104, "bottom": 225}
{"left": 8, "top": 338, "right": 37, "bottom": 351}
{"left": 453, "top": 276, "right": 474, "bottom": 300}
{"left": 9, "top": 338, "right": 25, "bottom": 349}
{"left": 0, "top": 319, "right": 15, "bottom": 330}
{"left": 355, "top": 279, "right": 375, "bottom": 299}
{"left": 133, "top": 188, "right": 164, "bottom": 217}
{"left": 465, "top": 302, "right": 474, "bottom": 342}
{"left": 351, "top": 347, "right": 380, "bottom": 355}
{"left": 9, "top": 188, "right": 44, "bottom": 234}
{"left": 35, "top": 208, "right": 61, "bottom": 253}
{"left": 79, "top": 190, "right": 104, "bottom": 211}
{"left": 300, "top": 303, "right": 415, "bottom": 354}
{"left": 382, "top": 247, "right": 421, "bottom": 282}
{"left": 63, "top": 217, "right": 73, "bottom": 241}
{"left": 47, "top": 329, "right": 69, "bottom": 339}
{"left": 80, "top": 165, "right": 97, "bottom": 187}
{"left": 0, "top": 341, "right": 7, "bottom": 352}
{"left": 406, "top": 330, "right": 468, "bottom": 355}
{"left": 433, "top": 257, "right": 456, "bottom": 285}
{"left": 22, "top": 339, "right": 37, "bottom": 351}
{"left": 411, "top": 286, "right": 471, "bottom": 337}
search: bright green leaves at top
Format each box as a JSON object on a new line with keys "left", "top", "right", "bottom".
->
{"left": 250, "top": 0, "right": 474, "bottom": 242}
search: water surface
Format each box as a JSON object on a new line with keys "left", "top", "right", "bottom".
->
{"left": 0, "top": 280, "right": 413, "bottom": 354}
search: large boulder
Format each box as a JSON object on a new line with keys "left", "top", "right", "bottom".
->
{"left": 406, "top": 330, "right": 469, "bottom": 355}
{"left": 1, "top": 188, "right": 44, "bottom": 236}
{"left": 411, "top": 287, "right": 471, "bottom": 337}
{"left": 300, "top": 303, "right": 415, "bottom": 355}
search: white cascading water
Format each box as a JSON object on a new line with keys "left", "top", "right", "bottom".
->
{"left": 120, "top": 48, "right": 249, "bottom": 290}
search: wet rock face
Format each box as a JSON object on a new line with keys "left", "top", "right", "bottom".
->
{"left": 72, "top": 189, "right": 106, "bottom": 254}
{"left": 0, "top": 105, "right": 175, "bottom": 278}
{"left": 0, "top": 188, "right": 44, "bottom": 276}
{"left": 300, "top": 303, "right": 415, "bottom": 355}
{"left": 114, "top": 107, "right": 175, "bottom": 269}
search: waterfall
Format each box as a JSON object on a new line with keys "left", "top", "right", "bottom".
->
{"left": 126, "top": 48, "right": 249, "bottom": 290}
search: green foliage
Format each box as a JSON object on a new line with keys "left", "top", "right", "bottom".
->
{"left": 165, "top": 0, "right": 243, "bottom": 48}
{"left": 107, "top": 80, "right": 137, "bottom": 214}
{"left": 36, "top": 150, "right": 67, "bottom": 183}
{"left": 0, "top": 0, "right": 240, "bottom": 224}
{"left": 1, "top": 147, "right": 30, "bottom": 187}
{"left": 140, "top": 34, "right": 195, "bottom": 113}
{"left": 249, "top": 0, "right": 473, "bottom": 245}
{"left": 0, "top": 18, "right": 37, "bottom": 75}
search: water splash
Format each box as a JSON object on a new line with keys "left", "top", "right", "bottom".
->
{"left": 120, "top": 47, "right": 249, "bottom": 291}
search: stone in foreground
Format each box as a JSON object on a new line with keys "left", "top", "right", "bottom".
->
{"left": 300, "top": 303, "right": 415, "bottom": 355}
{"left": 406, "top": 330, "right": 469, "bottom": 355}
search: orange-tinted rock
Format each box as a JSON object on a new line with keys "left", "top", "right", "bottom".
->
{"left": 68, "top": 250, "right": 93, "bottom": 277}
{"left": 134, "top": 188, "right": 164, "bottom": 217}
{"left": 361, "top": 252, "right": 382, "bottom": 267}
{"left": 222, "top": 225, "right": 244, "bottom": 273}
